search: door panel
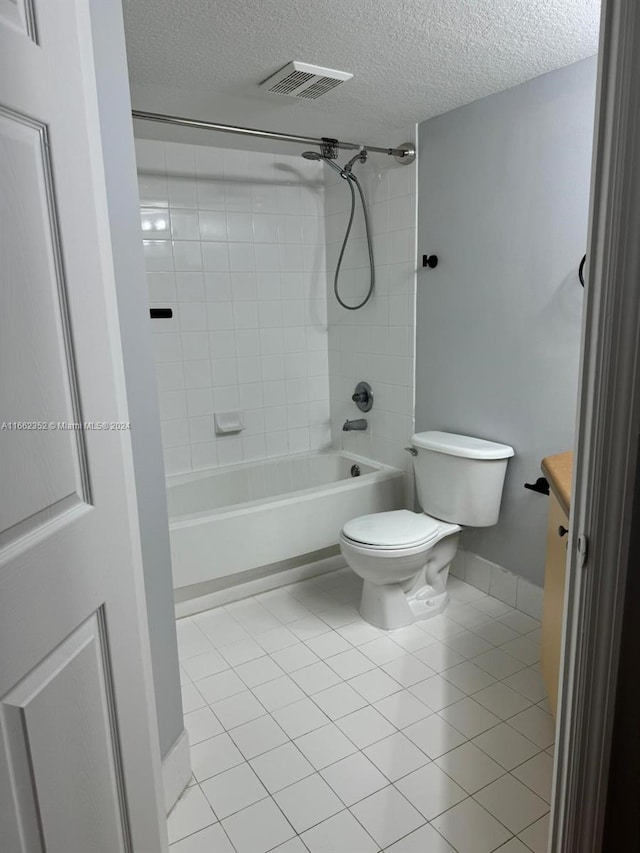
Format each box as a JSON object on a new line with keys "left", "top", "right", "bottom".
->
{"left": 1, "top": 612, "right": 129, "bottom": 853}
{"left": 0, "top": 107, "right": 89, "bottom": 545}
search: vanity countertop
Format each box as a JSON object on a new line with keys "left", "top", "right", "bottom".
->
{"left": 541, "top": 451, "right": 573, "bottom": 516}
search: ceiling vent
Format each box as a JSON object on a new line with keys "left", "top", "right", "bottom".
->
{"left": 260, "top": 62, "right": 353, "bottom": 100}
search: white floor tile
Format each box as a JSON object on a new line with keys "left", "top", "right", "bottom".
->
{"left": 500, "top": 636, "right": 540, "bottom": 666}
{"left": 289, "top": 615, "right": 332, "bottom": 641}
{"left": 414, "top": 641, "right": 465, "bottom": 673}
{"left": 336, "top": 705, "right": 396, "bottom": 748}
{"left": 252, "top": 675, "right": 306, "bottom": 711}
{"left": 409, "top": 674, "right": 466, "bottom": 711}
{"left": 201, "top": 762, "right": 268, "bottom": 819}
{"left": 229, "top": 714, "right": 289, "bottom": 759}
{"left": 431, "top": 797, "right": 511, "bottom": 853}
{"left": 444, "top": 630, "right": 494, "bottom": 659}
{"left": 169, "top": 822, "right": 234, "bottom": 853}
{"left": 363, "top": 732, "right": 430, "bottom": 781}
{"left": 181, "top": 682, "right": 206, "bottom": 714}
{"left": 235, "top": 656, "right": 285, "bottom": 687}
{"left": 420, "top": 615, "right": 465, "bottom": 642}
{"left": 472, "top": 682, "right": 532, "bottom": 720}
{"left": 193, "top": 609, "right": 249, "bottom": 648}
{"left": 472, "top": 647, "right": 526, "bottom": 680}
{"left": 385, "top": 822, "right": 456, "bottom": 853}
{"left": 381, "top": 655, "right": 434, "bottom": 687}
{"left": 396, "top": 762, "right": 467, "bottom": 820}
{"left": 274, "top": 774, "right": 343, "bottom": 833}
{"left": 359, "top": 637, "right": 406, "bottom": 665}
{"left": 446, "top": 603, "right": 489, "bottom": 630}
{"left": 508, "top": 706, "right": 555, "bottom": 749}
{"left": 498, "top": 611, "right": 540, "bottom": 634}
{"left": 301, "top": 809, "right": 378, "bottom": 853}
{"left": 250, "top": 742, "right": 314, "bottom": 793}
{"left": 271, "top": 643, "right": 320, "bottom": 673}
{"left": 439, "top": 697, "right": 500, "bottom": 738}
{"left": 472, "top": 723, "right": 540, "bottom": 770}
{"left": 325, "top": 648, "right": 376, "bottom": 679}
{"left": 471, "top": 598, "right": 514, "bottom": 619}
{"left": 222, "top": 797, "right": 295, "bottom": 853}
{"left": 374, "top": 690, "right": 432, "bottom": 728}
{"left": 349, "top": 668, "right": 403, "bottom": 702}
{"left": 336, "top": 621, "right": 382, "bottom": 646}
{"left": 318, "top": 604, "right": 361, "bottom": 628}
{"left": 255, "top": 626, "right": 299, "bottom": 653}
{"left": 184, "top": 706, "right": 224, "bottom": 745}
{"left": 471, "top": 619, "right": 519, "bottom": 646}
{"left": 494, "top": 839, "right": 531, "bottom": 853}
{"left": 388, "top": 624, "right": 435, "bottom": 652}
{"left": 312, "top": 682, "right": 368, "bottom": 720}
{"left": 176, "top": 619, "right": 214, "bottom": 660}
{"left": 403, "top": 715, "right": 467, "bottom": 759}
{"left": 197, "top": 669, "right": 245, "bottom": 704}
{"left": 518, "top": 812, "right": 550, "bottom": 852}
{"left": 290, "top": 661, "right": 342, "bottom": 695}
{"left": 210, "top": 690, "right": 266, "bottom": 730}
{"left": 218, "top": 639, "right": 267, "bottom": 667}
{"left": 305, "top": 631, "right": 352, "bottom": 658}
{"left": 475, "top": 775, "right": 548, "bottom": 834}
{"left": 190, "top": 732, "right": 244, "bottom": 781}
{"left": 271, "top": 697, "right": 330, "bottom": 738}
{"left": 441, "top": 661, "right": 497, "bottom": 694}
{"left": 512, "top": 751, "right": 554, "bottom": 803}
{"left": 503, "top": 666, "right": 547, "bottom": 703}
{"left": 167, "top": 785, "right": 217, "bottom": 844}
{"left": 294, "top": 723, "right": 358, "bottom": 769}
{"left": 181, "top": 649, "right": 229, "bottom": 682}
{"left": 320, "top": 751, "right": 388, "bottom": 806}
{"left": 350, "top": 785, "right": 424, "bottom": 848}
{"left": 435, "top": 742, "right": 505, "bottom": 794}
{"left": 269, "top": 839, "right": 307, "bottom": 853}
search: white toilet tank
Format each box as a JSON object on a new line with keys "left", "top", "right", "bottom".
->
{"left": 411, "top": 431, "right": 514, "bottom": 527}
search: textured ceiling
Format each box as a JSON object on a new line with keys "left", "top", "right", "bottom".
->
{"left": 123, "top": 0, "right": 600, "bottom": 148}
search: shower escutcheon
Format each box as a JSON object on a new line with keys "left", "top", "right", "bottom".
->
{"left": 352, "top": 381, "right": 373, "bottom": 412}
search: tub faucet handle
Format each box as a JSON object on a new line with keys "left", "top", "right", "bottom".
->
{"left": 404, "top": 446, "right": 418, "bottom": 456}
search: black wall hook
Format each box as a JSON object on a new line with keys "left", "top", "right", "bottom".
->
{"left": 578, "top": 254, "right": 586, "bottom": 286}
{"left": 524, "top": 477, "right": 550, "bottom": 496}
{"left": 422, "top": 254, "right": 438, "bottom": 269}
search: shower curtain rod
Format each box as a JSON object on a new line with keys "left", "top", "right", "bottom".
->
{"left": 131, "top": 109, "right": 415, "bottom": 163}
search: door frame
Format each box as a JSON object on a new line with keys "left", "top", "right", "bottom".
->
{"left": 551, "top": 1, "right": 640, "bottom": 849}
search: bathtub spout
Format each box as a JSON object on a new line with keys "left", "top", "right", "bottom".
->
{"left": 343, "top": 419, "right": 368, "bottom": 431}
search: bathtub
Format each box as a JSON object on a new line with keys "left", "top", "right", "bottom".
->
{"left": 167, "top": 451, "right": 404, "bottom": 605}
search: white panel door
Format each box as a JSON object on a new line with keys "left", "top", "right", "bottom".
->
{"left": 0, "top": 1, "right": 167, "bottom": 851}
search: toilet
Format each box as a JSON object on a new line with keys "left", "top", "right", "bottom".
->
{"left": 339, "top": 431, "right": 514, "bottom": 630}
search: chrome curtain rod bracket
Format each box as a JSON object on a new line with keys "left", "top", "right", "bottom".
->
{"left": 131, "top": 109, "right": 416, "bottom": 164}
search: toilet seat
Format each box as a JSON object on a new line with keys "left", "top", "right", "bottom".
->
{"left": 341, "top": 510, "right": 455, "bottom": 551}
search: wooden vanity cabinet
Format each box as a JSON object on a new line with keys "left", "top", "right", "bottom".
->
{"left": 541, "top": 492, "right": 569, "bottom": 718}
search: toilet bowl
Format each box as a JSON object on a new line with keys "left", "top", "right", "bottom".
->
{"left": 340, "top": 510, "right": 461, "bottom": 629}
{"left": 339, "top": 431, "right": 514, "bottom": 630}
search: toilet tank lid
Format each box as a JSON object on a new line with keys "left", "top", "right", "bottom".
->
{"left": 411, "top": 431, "right": 515, "bottom": 460}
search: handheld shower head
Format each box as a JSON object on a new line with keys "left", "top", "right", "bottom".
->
{"left": 301, "top": 150, "right": 343, "bottom": 176}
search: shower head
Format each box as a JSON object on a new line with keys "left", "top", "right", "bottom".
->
{"left": 302, "top": 150, "right": 343, "bottom": 176}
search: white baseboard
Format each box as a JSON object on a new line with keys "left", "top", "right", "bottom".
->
{"left": 175, "top": 555, "right": 347, "bottom": 619}
{"left": 162, "top": 728, "right": 191, "bottom": 815}
{"left": 450, "top": 549, "right": 544, "bottom": 621}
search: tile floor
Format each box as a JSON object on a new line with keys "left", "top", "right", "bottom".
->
{"left": 170, "top": 570, "right": 553, "bottom": 853}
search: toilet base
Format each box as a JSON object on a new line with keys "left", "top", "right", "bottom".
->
{"left": 359, "top": 578, "right": 450, "bottom": 631}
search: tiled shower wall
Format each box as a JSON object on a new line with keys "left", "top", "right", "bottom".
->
{"left": 136, "top": 139, "right": 331, "bottom": 475}
{"left": 325, "top": 135, "right": 418, "bottom": 502}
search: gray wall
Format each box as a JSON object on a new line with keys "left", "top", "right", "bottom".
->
{"left": 90, "top": 0, "right": 183, "bottom": 757}
{"left": 416, "top": 57, "right": 597, "bottom": 585}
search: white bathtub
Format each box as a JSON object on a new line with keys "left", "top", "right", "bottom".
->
{"left": 167, "top": 451, "right": 404, "bottom": 602}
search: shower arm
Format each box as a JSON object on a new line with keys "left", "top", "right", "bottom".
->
{"left": 131, "top": 109, "right": 416, "bottom": 164}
